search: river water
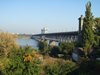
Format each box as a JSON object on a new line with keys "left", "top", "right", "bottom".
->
{"left": 17, "top": 38, "right": 38, "bottom": 49}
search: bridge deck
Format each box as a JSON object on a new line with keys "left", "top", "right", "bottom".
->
{"left": 33, "top": 31, "right": 78, "bottom": 36}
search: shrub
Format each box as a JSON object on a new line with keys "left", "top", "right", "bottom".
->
{"left": 2, "top": 47, "right": 42, "bottom": 75}
{"left": 38, "top": 41, "right": 48, "bottom": 55}
{"left": 49, "top": 46, "right": 61, "bottom": 57}
{"left": 43, "top": 59, "right": 77, "bottom": 75}
{"left": 59, "top": 42, "right": 75, "bottom": 59}
{"left": 0, "top": 32, "right": 18, "bottom": 57}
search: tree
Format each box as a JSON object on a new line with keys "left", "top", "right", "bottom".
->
{"left": 38, "top": 41, "right": 48, "bottom": 55}
{"left": 94, "top": 18, "right": 100, "bottom": 35}
{"left": 59, "top": 42, "right": 75, "bottom": 59}
{"left": 94, "top": 18, "right": 100, "bottom": 47}
{"left": 82, "top": 1, "right": 95, "bottom": 55}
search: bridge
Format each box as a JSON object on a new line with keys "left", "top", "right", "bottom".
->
{"left": 31, "top": 15, "right": 83, "bottom": 46}
{"left": 31, "top": 31, "right": 79, "bottom": 46}
{"left": 32, "top": 31, "right": 78, "bottom": 41}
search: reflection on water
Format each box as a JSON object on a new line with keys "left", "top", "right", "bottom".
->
{"left": 16, "top": 38, "right": 38, "bottom": 49}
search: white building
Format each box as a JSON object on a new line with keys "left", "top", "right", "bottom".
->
{"left": 41, "top": 27, "right": 48, "bottom": 34}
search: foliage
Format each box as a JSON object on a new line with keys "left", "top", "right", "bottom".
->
{"left": 68, "top": 59, "right": 100, "bottom": 75}
{"left": 60, "top": 42, "right": 75, "bottom": 58}
{"left": 82, "top": 1, "right": 95, "bottom": 55}
{"left": 93, "top": 18, "right": 100, "bottom": 47}
{"left": 0, "top": 58, "right": 10, "bottom": 71}
{"left": 38, "top": 41, "right": 49, "bottom": 55}
{"left": 94, "top": 17, "right": 100, "bottom": 47}
{"left": 2, "top": 47, "right": 42, "bottom": 75}
{"left": 3, "top": 49, "right": 25, "bottom": 75}
{"left": 95, "top": 17, "right": 100, "bottom": 35}
{"left": 49, "top": 42, "right": 75, "bottom": 59}
{"left": 0, "top": 32, "right": 18, "bottom": 57}
{"left": 90, "top": 48, "right": 100, "bottom": 58}
{"left": 79, "top": 60, "right": 100, "bottom": 75}
{"left": 49, "top": 46, "right": 61, "bottom": 57}
{"left": 93, "top": 36, "right": 100, "bottom": 47}
{"left": 43, "top": 60, "right": 77, "bottom": 75}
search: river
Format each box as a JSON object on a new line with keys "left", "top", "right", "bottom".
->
{"left": 17, "top": 38, "right": 38, "bottom": 49}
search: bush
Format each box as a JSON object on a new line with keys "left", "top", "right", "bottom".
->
{"left": 2, "top": 47, "right": 42, "bottom": 75}
{"left": 77, "top": 60, "right": 100, "bottom": 75}
{"left": 0, "top": 32, "right": 18, "bottom": 57}
{"left": 59, "top": 42, "right": 75, "bottom": 59}
{"left": 49, "top": 46, "right": 61, "bottom": 57}
{"left": 43, "top": 60, "right": 77, "bottom": 75}
{"left": 38, "top": 41, "right": 48, "bottom": 55}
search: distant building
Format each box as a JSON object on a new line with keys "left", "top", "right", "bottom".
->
{"left": 41, "top": 27, "right": 48, "bottom": 34}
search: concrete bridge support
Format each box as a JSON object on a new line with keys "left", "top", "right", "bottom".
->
{"left": 41, "top": 39, "right": 58, "bottom": 46}
{"left": 49, "top": 40, "right": 57, "bottom": 46}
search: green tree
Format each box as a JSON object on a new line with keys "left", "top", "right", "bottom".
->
{"left": 82, "top": 1, "right": 94, "bottom": 55}
{"left": 59, "top": 42, "right": 75, "bottom": 59}
{"left": 38, "top": 41, "right": 48, "bottom": 55}
{"left": 95, "top": 17, "right": 100, "bottom": 35}
{"left": 94, "top": 18, "right": 100, "bottom": 47}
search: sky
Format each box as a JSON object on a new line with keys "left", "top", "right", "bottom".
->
{"left": 0, "top": 0, "right": 100, "bottom": 34}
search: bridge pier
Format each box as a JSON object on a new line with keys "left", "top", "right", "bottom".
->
{"left": 49, "top": 40, "right": 57, "bottom": 46}
{"left": 40, "top": 39, "right": 58, "bottom": 46}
